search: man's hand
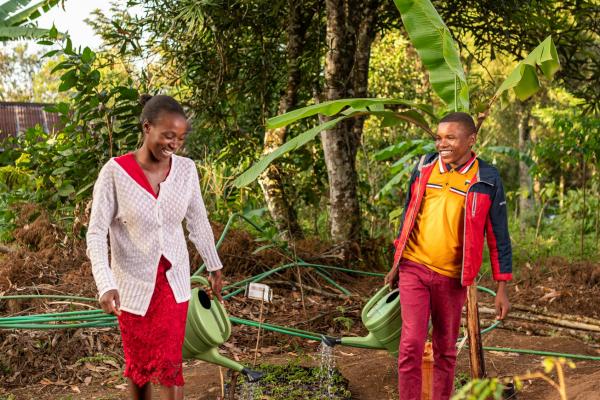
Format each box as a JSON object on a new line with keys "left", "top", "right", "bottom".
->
{"left": 495, "top": 281, "right": 510, "bottom": 320}
{"left": 208, "top": 269, "right": 224, "bottom": 303}
{"left": 384, "top": 267, "right": 399, "bottom": 290}
{"left": 99, "top": 289, "right": 121, "bottom": 316}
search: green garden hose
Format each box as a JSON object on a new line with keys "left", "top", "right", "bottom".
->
{"left": 1, "top": 213, "right": 599, "bottom": 361}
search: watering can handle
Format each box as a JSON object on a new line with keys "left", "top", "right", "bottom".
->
{"left": 190, "top": 276, "right": 210, "bottom": 287}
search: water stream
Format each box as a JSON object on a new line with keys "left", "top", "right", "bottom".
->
{"left": 238, "top": 379, "right": 259, "bottom": 400}
{"left": 318, "top": 342, "right": 336, "bottom": 399}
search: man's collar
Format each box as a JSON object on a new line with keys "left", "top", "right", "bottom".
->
{"left": 438, "top": 152, "right": 477, "bottom": 174}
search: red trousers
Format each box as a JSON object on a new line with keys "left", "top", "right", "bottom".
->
{"left": 397, "top": 259, "right": 467, "bottom": 400}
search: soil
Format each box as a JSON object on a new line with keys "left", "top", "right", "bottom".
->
{"left": 1, "top": 205, "right": 600, "bottom": 399}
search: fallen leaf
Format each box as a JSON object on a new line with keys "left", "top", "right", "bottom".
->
{"left": 102, "top": 359, "right": 120, "bottom": 369}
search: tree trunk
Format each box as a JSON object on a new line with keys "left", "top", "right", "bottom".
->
{"left": 518, "top": 103, "right": 533, "bottom": 226}
{"left": 349, "top": 0, "right": 378, "bottom": 144}
{"left": 258, "top": 1, "right": 311, "bottom": 241}
{"left": 320, "top": 0, "right": 379, "bottom": 247}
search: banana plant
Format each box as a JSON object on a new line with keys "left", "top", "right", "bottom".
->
{"left": 0, "top": 0, "right": 60, "bottom": 40}
{"left": 233, "top": 0, "right": 560, "bottom": 189}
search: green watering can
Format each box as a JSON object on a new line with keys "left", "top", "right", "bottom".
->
{"left": 182, "top": 276, "right": 264, "bottom": 382}
{"left": 322, "top": 285, "right": 402, "bottom": 356}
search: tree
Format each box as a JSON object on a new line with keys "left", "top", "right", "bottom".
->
{"left": 257, "top": 0, "right": 313, "bottom": 241}
{"left": 517, "top": 101, "right": 533, "bottom": 223}
{"left": 233, "top": 0, "right": 560, "bottom": 248}
{"left": 435, "top": 0, "right": 599, "bottom": 114}
{"left": 0, "top": 0, "right": 60, "bottom": 40}
{"left": 0, "top": 43, "right": 66, "bottom": 102}
{"left": 318, "top": 0, "right": 380, "bottom": 246}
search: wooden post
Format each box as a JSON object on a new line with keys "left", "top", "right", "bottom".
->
{"left": 466, "top": 285, "right": 486, "bottom": 378}
{"left": 252, "top": 288, "right": 266, "bottom": 367}
{"left": 421, "top": 341, "right": 434, "bottom": 400}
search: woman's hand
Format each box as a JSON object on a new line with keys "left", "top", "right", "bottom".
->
{"left": 208, "top": 269, "right": 224, "bottom": 303}
{"left": 99, "top": 289, "right": 121, "bottom": 316}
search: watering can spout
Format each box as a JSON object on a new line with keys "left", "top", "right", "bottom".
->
{"left": 241, "top": 367, "right": 265, "bottom": 382}
{"left": 340, "top": 332, "right": 385, "bottom": 350}
{"left": 322, "top": 333, "right": 384, "bottom": 350}
{"left": 321, "top": 335, "right": 342, "bottom": 347}
{"left": 322, "top": 286, "right": 402, "bottom": 356}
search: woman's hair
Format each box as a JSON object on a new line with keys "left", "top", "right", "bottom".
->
{"left": 139, "top": 94, "right": 186, "bottom": 125}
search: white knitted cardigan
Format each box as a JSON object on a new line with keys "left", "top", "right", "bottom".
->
{"left": 86, "top": 154, "right": 223, "bottom": 316}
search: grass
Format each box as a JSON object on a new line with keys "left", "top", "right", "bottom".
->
{"left": 227, "top": 361, "right": 352, "bottom": 400}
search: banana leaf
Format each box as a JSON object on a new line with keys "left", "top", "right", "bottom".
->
{"left": 233, "top": 115, "right": 347, "bottom": 188}
{"left": 0, "top": 0, "right": 34, "bottom": 20}
{"left": 3, "top": 0, "right": 58, "bottom": 25}
{"left": 393, "top": 0, "right": 469, "bottom": 113}
{"left": 373, "top": 139, "right": 430, "bottom": 161}
{"left": 494, "top": 36, "right": 560, "bottom": 101}
{"left": 0, "top": 25, "right": 49, "bottom": 38}
{"left": 266, "top": 98, "right": 436, "bottom": 129}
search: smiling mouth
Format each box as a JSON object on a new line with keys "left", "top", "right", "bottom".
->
{"left": 161, "top": 149, "right": 174, "bottom": 157}
{"left": 439, "top": 150, "right": 453, "bottom": 157}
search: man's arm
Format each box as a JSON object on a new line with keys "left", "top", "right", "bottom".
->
{"left": 486, "top": 175, "right": 512, "bottom": 319}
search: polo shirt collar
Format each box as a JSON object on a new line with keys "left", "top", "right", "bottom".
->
{"left": 438, "top": 152, "right": 477, "bottom": 174}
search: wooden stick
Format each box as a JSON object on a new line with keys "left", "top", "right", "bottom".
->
{"left": 466, "top": 285, "right": 486, "bottom": 378}
{"left": 252, "top": 289, "right": 265, "bottom": 367}
{"left": 219, "top": 367, "right": 225, "bottom": 399}
{"left": 296, "top": 265, "right": 308, "bottom": 319}
{"left": 266, "top": 280, "right": 350, "bottom": 299}
{"left": 481, "top": 302, "right": 600, "bottom": 327}
{"left": 477, "top": 317, "right": 600, "bottom": 343}
{"left": 478, "top": 306, "right": 600, "bottom": 332}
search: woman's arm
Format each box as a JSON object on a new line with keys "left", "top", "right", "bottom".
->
{"left": 185, "top": 161, "right": 223, "bottom": 300}
{"left": 86, "top": 163, "right": 119, "bottom": 302}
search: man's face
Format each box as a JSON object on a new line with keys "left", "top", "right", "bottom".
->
{"left": 435, "top": 121, "right": 476, "bottom": 167}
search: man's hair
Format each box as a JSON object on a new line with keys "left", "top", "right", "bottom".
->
{"left": 439, "top": 112, "right": 476, "bottom": 134}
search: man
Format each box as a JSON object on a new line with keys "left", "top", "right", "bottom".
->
{"left": 385, "top": 112, "right": 512, "bottom": 400}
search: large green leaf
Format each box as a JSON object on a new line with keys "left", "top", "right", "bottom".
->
{"left": 3, "top": 0, "right": 58, "bottom": 25}
{"left": 233, "top": 116, "right": 348, "bottom": 188}
{"left": 0, "top": 0, "right": 34, "bottom": 20}
{"left": 0, "top": 24, "right": 48, "bottom": 38}
{"left": 393, "top": 0, "right": 469, "bottom": 112}
{"left": 494, "top": 36, "right": 560, "bottom": 101}
{"left": 267, "top": 98, "right": 436, "bottom": 129}
{"left": 0, "top": 0, "right": 59, "bottom": 40}
{"left": 373, "top": 139, "right": 432, "bottom": 161}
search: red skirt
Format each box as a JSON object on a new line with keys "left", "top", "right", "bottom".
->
{"left": 117, "top": 256, "right": 189, "bottom": 387}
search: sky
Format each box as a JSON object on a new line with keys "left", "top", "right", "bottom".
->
{"left": 34, "top": 1, "right": 122, "bottom": 50}
{"left": 5, "top": 0, "right": 140, "bottom": 52}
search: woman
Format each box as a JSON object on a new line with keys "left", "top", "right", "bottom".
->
{"left": 86, "top": 94, "right": 223, "bottom": 400}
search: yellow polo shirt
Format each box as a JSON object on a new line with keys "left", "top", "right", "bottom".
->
{"left": 403, "top": 155, "right": 479, "bottom": 278}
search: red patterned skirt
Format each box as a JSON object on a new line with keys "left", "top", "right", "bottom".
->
{"left": 117, "top": 256, "right": 189, "bottom": 387}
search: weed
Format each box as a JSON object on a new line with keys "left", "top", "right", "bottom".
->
{"left": 227, "top": 361, "right": 352, "bottom": 399}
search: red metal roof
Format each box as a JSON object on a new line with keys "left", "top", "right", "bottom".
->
{"left": 0, "top": 102, "right": 62, "bottom": 141}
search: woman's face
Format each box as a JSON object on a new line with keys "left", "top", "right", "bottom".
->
{"left": 142, "top": 112, "right": 189, "bottom": 161}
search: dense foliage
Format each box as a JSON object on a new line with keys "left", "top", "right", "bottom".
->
{"left": 0, "top": 0, "right": 598, "bottom": 266}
